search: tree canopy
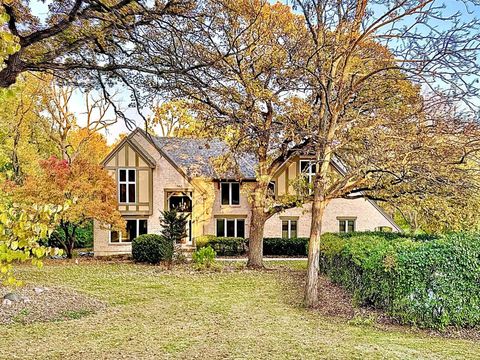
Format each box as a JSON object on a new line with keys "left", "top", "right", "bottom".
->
{"left": 0, "top": 0, "right": 195, "bottom": 90}
{"left": 13, "top": 156, "right": 124, "bottom": 258}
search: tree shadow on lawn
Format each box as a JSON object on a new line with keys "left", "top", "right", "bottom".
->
{"left": 270, "top": 264, "right": 480, "bottom": 342}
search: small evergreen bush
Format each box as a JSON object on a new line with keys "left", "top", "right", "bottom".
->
{"left": 159, "top": 209, "right": 189, "bottom": 243}
{"left": 319, "top": 232, "right": 480, "bottom": 329}
{"left": 192, "top": 246, "right": 216, "bottom": 269}
{"left": 132, "top": 234, "right": 174, "bottom": 264}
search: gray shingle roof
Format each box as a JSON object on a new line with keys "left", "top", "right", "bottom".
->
{"left": 149, "top": 135, "right": 257, "bottom": 179}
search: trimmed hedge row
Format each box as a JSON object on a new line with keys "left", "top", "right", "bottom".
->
{"left": 319, "top": 232, "right": 480, "bottom": 329}
{"left": 263, "top": 237, "right": 308, "bottom": 256}
{"left": 196, "top": 236, "right": 309, "bottom": 256}
{"left": 196, "top": 235, "right": 247, "bottom": 256}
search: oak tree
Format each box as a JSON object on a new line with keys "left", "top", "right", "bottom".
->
{"left": 38, "top": 82, "right": 114, "bottom": 164}
{"left": 0, "top": 0, "right": 195, "bottom": 92}
{"left": 158, "top": 0, "right": 310, "bottom": 267}
{"left": 292, "top": 0, "right": 480, "bottom": 307}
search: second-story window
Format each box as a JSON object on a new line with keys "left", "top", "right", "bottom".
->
{"left": 221, "top": 182, "right": 240, "bottom": 205}
{"left": 300, "top": 160, "right": 316, "bottom": 186}
{"left": 119, "top": 169, "right": 136, "bottom": 203}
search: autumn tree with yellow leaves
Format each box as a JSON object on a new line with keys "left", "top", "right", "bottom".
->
{"left": 291, "top": 0, "right": 480, "bottom": 307}
{"left": 159, "top": 0, "right": 312, "bottom": 267}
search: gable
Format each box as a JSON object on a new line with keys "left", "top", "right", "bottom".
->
{"left": 273, "top": 156, "right": 343, "bottom": 195}
{"left": 102, "top": 136, "right": 156, "bottom": 169}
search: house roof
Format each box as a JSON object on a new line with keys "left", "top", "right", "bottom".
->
{"left": 140, "top": 130, "right": 257, "bottom": 179}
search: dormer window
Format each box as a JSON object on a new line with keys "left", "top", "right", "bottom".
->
{"left": 267, "top": 181, "right": 276, "bottom": 197}
{"left": 221, "top": 182, "right": 240, "bottom": 205}
{"left": 119, "top": 169, "right": 136, "bottom": 203}
{"left": 300, "top": 160, "right": 317, "bottom": 186}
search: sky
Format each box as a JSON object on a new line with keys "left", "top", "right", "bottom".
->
{"left": 27, "top": 0, "right": 480, "bottom": 143}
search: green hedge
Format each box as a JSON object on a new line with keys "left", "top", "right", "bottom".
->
{"left": 196, "top": 235, "right": 247, "bottom": 256}
{"left": 196, "top": 236, "right": 309, "bottom": 256}
{"left": 263, "top": 237, "right": 309, "bottom": 256}
{"left": 132, "top": 234, "right": 174, "bottom": 264}
{"left": 319, "top": 232, "right": 480, "bottom": 329}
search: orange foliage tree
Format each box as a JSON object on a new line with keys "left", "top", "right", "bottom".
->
{"left": 15, "top": 156, "right": 124, "bottom": 258}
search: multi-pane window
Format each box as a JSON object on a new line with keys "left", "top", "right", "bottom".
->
{"left": 220, "top": 182, "right": 240, "bottom": 205}
{"left": 339, "top": 219, "right": 355, "bottom": 233}
{"left": 119, "top": 169, "right": 136, "bottom": 203}
{"left": 216, "top": 218, "right": 245, "bottom": 238}
{"left": 300, "top": 160, "right": 317, "bottom": 186}
{"left": 282, "top": 220, "right": 298, "bottom": 239}
{"left": 110, "top": 219, "right": 147, "bottom": 243}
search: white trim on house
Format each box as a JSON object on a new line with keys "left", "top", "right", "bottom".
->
{"left": 299, "top": 160, "right": 316, "bottom": 192}
{"left": 338, "top": 218, "right": 356, "bottom": 233}
{"left": 282, "top": 219, "right": 298, "bottom": 239}
{"left": 215, "top": 218, "right": 246, "bottom": 238}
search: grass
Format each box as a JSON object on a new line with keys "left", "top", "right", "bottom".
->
{"left": 0, "top": 260, "right": 478, "bottom": 359}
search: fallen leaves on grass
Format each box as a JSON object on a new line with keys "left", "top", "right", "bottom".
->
{"left": 0, "top": 285, "right": 106, "bottom": 324}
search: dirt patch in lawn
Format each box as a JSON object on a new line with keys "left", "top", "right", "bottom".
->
{"left": 0, "top": 285, "right": 106, "bottom": 325}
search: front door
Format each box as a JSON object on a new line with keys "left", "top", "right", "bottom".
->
{"left": 167, "top": 192, "right": 193, "bottom": 245}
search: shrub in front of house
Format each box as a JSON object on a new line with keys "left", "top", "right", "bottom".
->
{"left": 196, "top": 235, "right": 247, "bottom": 256}
{"left": 132, "top": 234, "right": 174, "bottom": 264}
{"left": 319, "top": 232, "right": 480, "bottom": 329}
{"left": 263, "top": 237, "right": 309, "bottom": 256}
{"left": 192, "top": 246, "right": 217, "bottom": 269}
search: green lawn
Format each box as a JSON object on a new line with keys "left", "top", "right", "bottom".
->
{"left": 0, "top": 260, "right": 478, "bottom": 359}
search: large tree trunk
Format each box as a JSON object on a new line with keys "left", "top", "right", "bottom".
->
{"left": 305, "top": 188, "right": 327, "bottom": 308}
{"left": 247, "top": 203, "right": 266, "bottom": 268}
{"left": 0, "top": 52, "right": 23, "bottom": 89}
{"left": 247, "top": 180, "right": 268, "bottom": 268}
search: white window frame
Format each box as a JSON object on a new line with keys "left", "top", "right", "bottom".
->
{"left": 299, "top": 160, "right": 316, "bottom": 186}
{"left": 215, "top": 218, "right": 245, "bottom": 238}
{"left": 109, "top": 219, "right": 147, "bottom": 243}
{"left": 338, "top": 219, "right": 356, "bottom": 233}
{"left": 220, "top": 182, "right": 240, "bottom": 206}
{"left": 118, "top": 168, "right": 136, "bottom": 204}
{"left": 282, "top": 219, "right": 298, "bottom": 239}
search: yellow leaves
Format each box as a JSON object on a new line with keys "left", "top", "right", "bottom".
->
{"left": 0, "top": 193, "right": 66, "bottom": 283}
{"left": 149, "top": 99, "right": 197, "bottom": 137}
{"left": 33, "top": 247, "right": 45, "bottom": 258}
{"left": 0, "top": 9, "right": 20, "bottom": 62}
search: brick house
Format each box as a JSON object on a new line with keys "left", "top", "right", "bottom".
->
{"left": 93, "top": 128, "right": 400, "bottom": 256}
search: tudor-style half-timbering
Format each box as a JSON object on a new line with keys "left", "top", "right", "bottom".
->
{"left": 94, "top": 128, "right": 401, "bottom": 256}
{"left": 102, "top": 137, "right": 155, "bottom": 216}
{"left": 271, "top": 156, "right": 343, "bottom": 197}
